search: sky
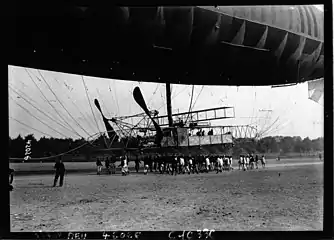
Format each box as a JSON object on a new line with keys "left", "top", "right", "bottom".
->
{"left": 8, "top": 65, "right": 323, "bottom": 140}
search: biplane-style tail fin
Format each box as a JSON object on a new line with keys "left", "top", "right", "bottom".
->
{"left": 94, "top": 99, "right": 119, "bottom": 141}
{"left": 133, "top": 87, "right": 163, "bottom": 146}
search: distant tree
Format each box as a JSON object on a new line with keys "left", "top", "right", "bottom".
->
{"left": 302, "top": 137, "right": 313, "bottom": 152}
{"left": 279, "top": 137, "right": 294, "bottom": 153}
{"left": 293, "top": 136, "right": 303, "bottom": 153}
{"left": 10, "top": 134, "right": 25, "bottom": 158}
{"left": 311, "top": 137, "right": 323, "bottom": 152}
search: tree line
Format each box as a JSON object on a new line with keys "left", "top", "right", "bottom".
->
{"left": 9, "top": 134, "right": 323, "bottom": 159}
{"left": 232, "top": 136, "right": 323, "bottom": 157}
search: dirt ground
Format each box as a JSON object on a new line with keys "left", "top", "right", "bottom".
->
{"left": 10, "top": 161, "right": 323, "bottom": 231}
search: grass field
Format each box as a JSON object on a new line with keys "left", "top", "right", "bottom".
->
{"left": 10, "top": 161, "right": 323, "bottom": 231}
{"left": 10, "top": 157, "right": 321, "bottom": 174}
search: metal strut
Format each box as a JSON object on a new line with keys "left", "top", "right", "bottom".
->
{"left": 166, "top": 83, "right": 173, "bottom": 127}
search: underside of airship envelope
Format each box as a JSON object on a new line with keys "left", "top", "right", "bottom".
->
{"left": 10, "top": 5, "right": 324, "bottom": 86}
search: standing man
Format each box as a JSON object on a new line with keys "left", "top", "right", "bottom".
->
{"left": 135, "top": 154, "right": 141, "bottom": 173}
{"left": 188, "top": 155, "right": 193, "bottom": 174}
{"left": 143, "top": 155, "right": 149, "bottom": 175}
{"left": 261, "top": 155, "right": 266, "bottom": 168}
{"left": 53, "top": 157, "right": 66, "bottom": 187}
{"left": 172, "top": 154, "right": 178, "bottom": 176}
{"left": 110, "top": 155, "right": 116, "bottom": 174}
{"left": 105, "top": 155, "right": 111, "bottom": 175}
{"left": 96, "top": 156, "right": 103, "bottom": 175}
{"left": 153, "top": 154, "right": 158, "bottom": 172}
{"left": 148, "top": 155, "right": 153, "bottom": 173}
{"left": 122, "top": 155, "right": 129, "bottom": 175}
{"left": 9, "top": 168, "right": 14, "bottom": 191}
{"left": 255, "top": 154, "right": 259, "bottom": 169}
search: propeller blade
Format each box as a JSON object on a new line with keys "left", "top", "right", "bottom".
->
{"left": 94, "top": 98, "right": 118, "bottom": 141}
{"left": 94, "top": 99, "right": 105, "bottom": 118}
{"left": 133, "top": 87, "right": 163, "bottom": 146}
{"left": 133, "top": 87, "right": 151, "bottom": 114}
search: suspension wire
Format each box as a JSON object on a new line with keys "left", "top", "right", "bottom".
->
{"left": 264, "top": 119, "right": 291, "bottom": 137}
{"left": 147, "top": 83, "right": 160, "bottom": 107}
{"left": 184, "top": 85, "right": 195, "bottom": 123}
{"left": 108, "top": 84, "right": 117, "bottom": 114}
{"left": 54, "top": 76, "right": 96, "bottom": 135}
{"left": 267, "top": 118, "right": 292, "bottom": 136}
{"left": 9, "top": 86, "right": 75, "bottom": 136}
{"left": 9, "top": 79, "right": 57, "bottom": 121}
{"left": 190, "top": 85, "right": 205, "bottom": 111}
{"left": 27, "top": 69, "right": 75, "bottom": 129}
{"left": 9, "top": 96, "right": 68, "bottom": 138}
{"left": 112, "top": 80, "right": 120, "bottom": 116}
{"left": 156, "top": 84, "right": 188, "bottom": 112}
{"left": 249, "top": 86, "right": 257, "bottom": 128}
{"left": 96, "top": 88, "right": 112, "bottom": 118}
{"left": 258, "top": 115, "right": 281, "bottom": 137}
{"left": 24, "top": 68, "right": 83, "bottom": 138}
{"left": 37, "top": 70, "right": 91, "bottom": 138}
{"left": 259, "top": 86, "right": 295, "bottom": 137}
{"left": 12, "top": 80, "right": 62, "bottom": 121}
{"left": 81, "top": 76, "right": 107, "bottom": 146}
{"left": 10, "top": 116, "right": 55, "bottom": 138}
{"left": 8, "top": 77, "right": 61, "bottom": 122}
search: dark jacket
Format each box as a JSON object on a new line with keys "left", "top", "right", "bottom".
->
{"left": 54, "top": 162, "right": 65, "bottom": 173}
{"left": 105, "top": 158, "right": 110, "bottom": 167}
{"left": 96, "top": 159, "right": 103, "bottom": 166}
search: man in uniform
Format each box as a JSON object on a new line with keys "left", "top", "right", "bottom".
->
{"left": 143, "top": 155, "right": 150, "bottom": 175}
{"left": 105, "top": 155, "right": 111, "bottom": 174}
{"left": 261, "top": 155, "right": 266, "bottom": 168}
{"left": 255, "top": 155, "right": 259, "bottom": 169}
{"left": 96, "top": 156, "right": 103, "bottom": 175}
{"left": 110, "top": 155, "right": 116, "bottom": 174}
{"left": 53, "top": 157, "right": 66, "bottom": 187}
{"left": 135, "top": 155, "right": 141, "bottom": 173}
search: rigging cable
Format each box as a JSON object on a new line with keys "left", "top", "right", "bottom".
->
{"left": 24, "top": 69, "right": 83, "bottom": 138}
{"left": 10, "top": 116, "right": 55, "bottom": 138}
{"left": 55, "top": 77, "right": 96, "bottom": 135}
{"left": 156, "top": 84, "right": 190, "bottom": 112}
{"left": 9, "top": 96, "right": 68, "bottom": 138}
{"left": 96, "top": 88, "right": 112, "bottom": 118}
{"left": 37, "top": 70, "right": 91, "bottom": 138}
{"left": 9, "top": 85, "right": 76, "bottom": 136}
{"left": 184, "top": 85, "right": 195, "bottom": 123}
{"left": 108, "top": 84, "right": 118, "bottom": 115}
{"left": 147, "top": 83, "right": 160, "bottom": 107}
{"left": 112, "top": 80, "right": 120, "bottom": 116}
{"left": 190, "top": 85, "right": 205, "bottom": 111}
{"left": 9, "top": 78, "right": 63, "bottom": 123}
{"left": 81, "top": 76, "right": 107, "bottom": 146}
{"left": 260, "top": 87, "right": 295, "bottom": 137}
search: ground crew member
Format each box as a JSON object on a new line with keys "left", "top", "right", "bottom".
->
{"left": 121, "top": 155, "right": 129, "bottom": 175}
{"left": 53, "top": 157, "right": 66, "bottom": 187}
{"left": 105, "top": 156, "right": 111, "bottom": 174}
{"left": 135, "top": 155, "right": 140, "bottom": 173}
{"left": 96, "top": 156, "right": 103, "bottom": 175}
{"left": 255, "top": 155, "right": 259, "bottom": 169}
{"left": 172, "top": 154, "right": 178, "bottom": 176}
{"left": 110, "top": 155, "right": 116, "bottom": 174}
